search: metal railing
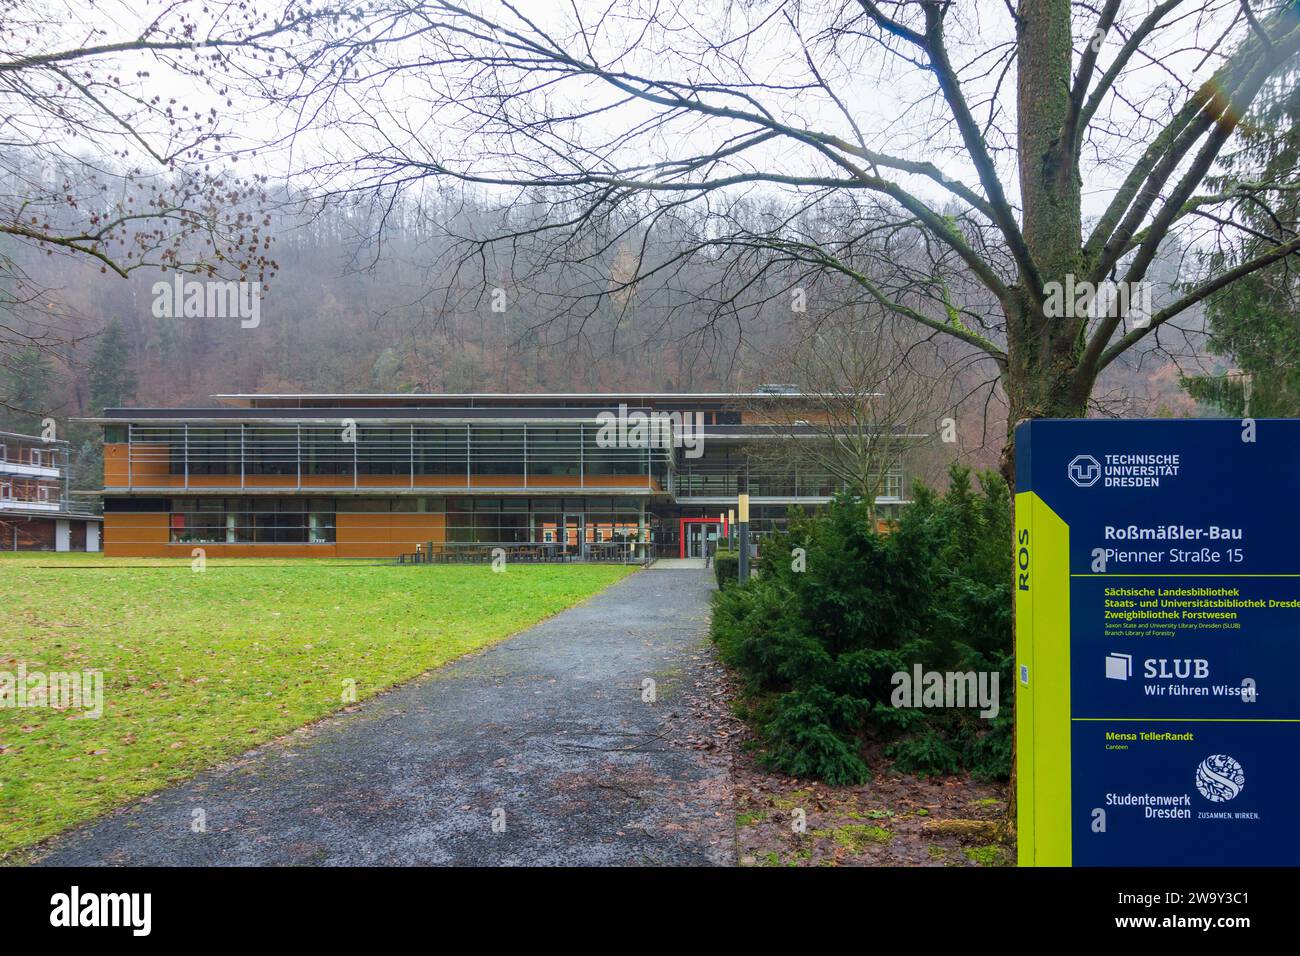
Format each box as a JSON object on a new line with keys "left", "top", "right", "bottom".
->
{"left": 121, "top": 422, "right": 671, "bottom": 492}
{"left": 674, "top": 462, "right": 904, "bottom": 499}
{"left": 397, "top": 540, "right": 650, "bottom": 566}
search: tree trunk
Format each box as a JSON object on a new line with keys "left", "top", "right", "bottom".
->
{"left": 999, "top": 293, "right": 1093, "bottom": 844}
{"left": 1006, "top": 0, "right": 1094, "bottom": 839}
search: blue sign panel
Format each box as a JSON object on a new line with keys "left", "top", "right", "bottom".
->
{"left": 1015, "top": 419, "right": 1300, "bottom": 866}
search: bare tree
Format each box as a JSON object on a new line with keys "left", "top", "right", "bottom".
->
{"left": 745, "top": 311, "right": 940, "bottom": 516}
{"left": 278, "top": 0, "right": 1300, "bottom": 483}
{"left": 0, "top": 0, "right": 334, "bottom": 388}
{"left": 264, "top": 0, "right": 1300, "bottom": 835}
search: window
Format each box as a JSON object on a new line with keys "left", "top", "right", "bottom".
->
{"left": 499, "top": 509, "right": 528, "bottom": 542}
{"left": 302, "top": 427, "right": 352, "bottom": 476}
{"left": 583, "top": 427, "right": 644, "bottom": 478}
{"left": 358, "top": 427, "right": 407, "bottom": 476}
{"left": 188, "top": 428, "right": 240, "bottom": 475}
{"left": 415, "top": 428, "right": 466, "bottom": 476}
{"left": 308, "top": 512, "right": 333, "bottom": 544}
{"left": 104, "top": 497, "right": 169, "bottom": 513}
{"left": 881, "top": 469, "right": 904, "bottom": 500}
{"left": 246, "top": 428, "right": 296, "bottom": 476}
{"left": 470, "top": 427, "right": 524, "bottom": 477}
{"left": 526, "top": 428, "right": 579, "bottom": 477}
{"left": 171, "top": 499, "right": 225, "bottom": 543}
{"left": 169, "top": 497, "right": 335, "bottom": 544}
{"left": 336, "top": 498, "right": 388, "bottom": 512}
{"left": 470, "top": 499, "right": 501, "bottom": 542}
{"left": 446, "top": 498, "right": 473, "bottom": 543}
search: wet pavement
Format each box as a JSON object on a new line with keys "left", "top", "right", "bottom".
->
{"left": 35, "top": 569, "right": 733, "bottom": 866}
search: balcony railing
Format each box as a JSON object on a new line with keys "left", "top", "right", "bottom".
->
{"left": 674, "top": 462, "right": 904, "bottom": 500}
{"left": 112, "top": 422, "right": 673, "bottom": 493}
{"left": 0, "top": 495, "right": 63, "bottom": 511}
{"left": 0, "top": 463, "right": 68, "bottom": 510}
{"left": 0, "top": 442, "right": 63, "bottom": 479}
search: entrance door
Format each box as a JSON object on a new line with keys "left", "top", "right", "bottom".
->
{"left": 687, "top": 522, "right": 721, "bottom": 558}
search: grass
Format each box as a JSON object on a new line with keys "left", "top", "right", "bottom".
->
{"left": 963, "top": 844, "right": 1012, "bottom": 867}
{"left": 0, "top": 553, "right": 636, "bottom": 856}
{"left": 812, "top": 823, "right": 894, "bottom": 852}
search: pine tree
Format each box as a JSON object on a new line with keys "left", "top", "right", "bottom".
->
{"left": 89, "top": 320, "right": 137, "bottom": 413}
{"left": 1184, "top": 58, "right": 1300, "bottom": 416}
{"left": 0, "top": 348, "right": 56, "bottom": 432}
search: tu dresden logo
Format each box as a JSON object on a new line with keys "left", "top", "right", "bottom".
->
{"left": 1068, "top": 454, "right": 1102, "bottom": 487}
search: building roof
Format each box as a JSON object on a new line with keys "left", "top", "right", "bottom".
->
{"left": 75, "top": 409, "right": 872, "bottom": 437}
{"left": 83, "top": 406, "right": 655, "bottom": 423}
{"left": 211, "top": 390, "right": 830, "bottom": 402}
{"left": 78, "top": 390, "right": 881, "bottom": 422}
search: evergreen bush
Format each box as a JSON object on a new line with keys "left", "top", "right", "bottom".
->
{"left": 710, "top": 464, "right": 1012, "bottom": 783}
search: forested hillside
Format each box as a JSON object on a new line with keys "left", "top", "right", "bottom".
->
{"left": 1, "top": 173, "right": 1211, "bottom": 497}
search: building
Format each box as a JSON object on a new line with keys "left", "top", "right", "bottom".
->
{"left": 0, "top": 430, "right": 101, "bottom": 551}
{"left": 82, "top": 392, "right": 909, "bottom": 559}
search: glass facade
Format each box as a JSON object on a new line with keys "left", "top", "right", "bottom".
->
{"left": 674, "top": 456, "right": 904, "bottom": 499}
{"left": 164, "top": 495, "right": 645, "bottom": 548}
{"left": 104, "top": 403, "right": 915, "bottom": 558}
{"left": 168, "top": 497, "right": 336, "bottom": 544}
{"left": 122, "top": 423, "right": 669, "bottom": 488}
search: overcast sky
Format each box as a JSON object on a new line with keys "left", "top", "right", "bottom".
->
{"left": 11, "top": 1, "right": 1264, "bottom": 228}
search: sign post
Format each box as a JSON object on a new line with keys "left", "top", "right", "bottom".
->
{"left": 1016, "top": 419, "right": 1299, "bottom": 866}
{"left": 737, "top": 494, "right": 750, "bottom": 584}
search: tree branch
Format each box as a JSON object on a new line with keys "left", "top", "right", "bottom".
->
{"left": 1097, "top": 233, "right": 1300, "bottom": 371}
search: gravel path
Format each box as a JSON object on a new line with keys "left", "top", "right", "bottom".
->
{"left": 35, "top": 568, "right": 734, "bottom": 866}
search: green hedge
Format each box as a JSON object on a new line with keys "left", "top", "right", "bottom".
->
{"left": 709, "top": 464, "right": 1012, "bottom": 784}
{"left": 713, "top": 548, "right": 739, "bottom": 588}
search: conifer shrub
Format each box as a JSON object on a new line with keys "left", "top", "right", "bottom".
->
{"left": 711, "top": 464, "right": 1013, "bottom": 783}
{"left": 713, "top": 548, "right": 739, "bottom": 588}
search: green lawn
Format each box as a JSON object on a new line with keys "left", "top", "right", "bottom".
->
{"left": 0, "top": 553, "right": 636, "bottom": 856}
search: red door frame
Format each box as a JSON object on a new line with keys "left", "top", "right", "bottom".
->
{"left": 678, "top": 515, "right": 729, "bottom": 558}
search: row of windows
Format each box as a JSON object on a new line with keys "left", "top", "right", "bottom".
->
{"left": 130, "top": 495, "right": 862, "bottom": 547}
{"left": 0, "top": 443, "right": 59, "bottom": 468}
{"left": 121, "top": 426, "right": 669, "bottom": 478}
{"left": 674, "top": 469, "right": 905, "bottom": 498}
{"left": 167, "top": 496, "right": 638, "bottom": 513}
{"left": 163, "top": 496, "right": 648, "bottom": 545}
{"left": 170, "top": 511, "right": 336, "bottom": 544}
{"left": 0, "top": 478, "right": 59, "bottom": 502}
